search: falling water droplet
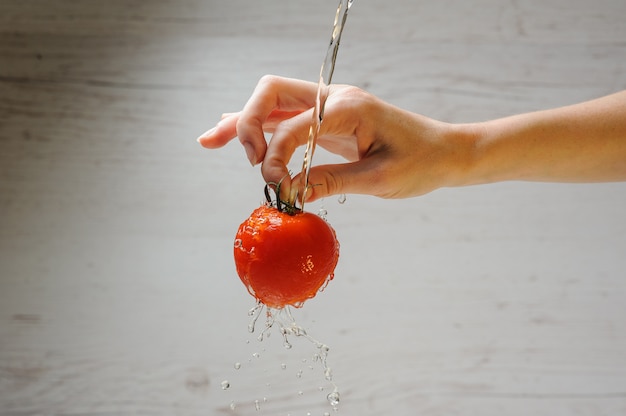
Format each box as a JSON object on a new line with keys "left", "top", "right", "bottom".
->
{"left": 234, "top": 362, "right": 241, "bottom": 370}
{"left": 220, "top": 380, "right": 230, "bottom": 390}
{"left": 324, "top": 367, "right": 333, "bottom": 381}
{"left": 254, "top": 399, "right": 261, "bottom": 411}
{"left": 281, "top": 363, "right": 287, "bottom": 370}
{"left": 230, "top": 401, "right": 236, "bottom": 410}
{"left": 327, "top": 390, "right": 340, "bottom": 409}
{"left": 338, "top": 194, "right": 347, "bottom": 204}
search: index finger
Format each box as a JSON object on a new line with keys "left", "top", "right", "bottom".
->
{"left": 237, "top": 75, "right": 319, "bottom": 165}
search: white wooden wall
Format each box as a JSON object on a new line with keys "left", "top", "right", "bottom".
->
{"left": 1, "top": 1, "right": 626, "bottom": 415}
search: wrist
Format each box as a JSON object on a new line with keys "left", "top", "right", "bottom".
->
{"left": 439, "top": 122, "right": 486, "bottom": 188}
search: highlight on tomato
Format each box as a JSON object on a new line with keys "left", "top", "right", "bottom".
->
{"left": 233, "top": 183, "right": 340, "bottom": 309}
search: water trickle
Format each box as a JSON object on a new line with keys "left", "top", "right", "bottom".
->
{"left": 248, "top": 301, "right": 263, "bottom": 333}
{"left": 319, "top": 277, "right": 331, "bottom": 292}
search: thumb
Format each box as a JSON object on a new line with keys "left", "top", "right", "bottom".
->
{"left": 295, "top": 158, "right": 385, "bottom": 202}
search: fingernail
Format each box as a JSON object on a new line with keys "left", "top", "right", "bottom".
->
{"left": 197, "top": 126, "right": 217, "bottom": 140}
{"left": 288, "top": 186, "right": 298, "bottom": 206}
{"left": 242, "top": 142, "right": 257, "bottom": 166}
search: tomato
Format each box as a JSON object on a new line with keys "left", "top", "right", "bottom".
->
{"left": 234, "top": 204, "right": 340, "bottom": 309}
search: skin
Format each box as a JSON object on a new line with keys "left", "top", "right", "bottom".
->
{"left": 198, "top": 75, "right": 626, "bottom": 202}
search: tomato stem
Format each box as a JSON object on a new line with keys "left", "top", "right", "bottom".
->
{"left": 264, "top": 179, "right": 301, "bottom": 216}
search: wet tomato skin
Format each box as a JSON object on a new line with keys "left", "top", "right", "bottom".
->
{"left": 234, "top": 204, "right": 340, "bottom": 309}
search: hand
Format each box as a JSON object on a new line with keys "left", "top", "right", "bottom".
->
{"left": 198, "top": 75, "right": 464, "bottom": 202}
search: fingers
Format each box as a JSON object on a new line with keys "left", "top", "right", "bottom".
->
{"left": 237, "top": 76, "right": 319, "bottom": 165}
{"left": 197, "top": 76, "right": 392, "bottom": 203}
{"left": 260, "top": 108, "right": 313, "bottom": 179}
{"left": 260, "top": 85, "right": 371, "bottom": 200}
{"left": 197, "top": 112, "right": 240, "bottom": 149}
{"left": 197, "top": 109, "right": 307, "bottom": 150}
{"left": 260, "top": 120, "right": 367, "bottom": 203}
{"left": 198, "top": 76, "right": 318, "bottom": 167}
{"left": 292, "top": 156, "right": 388, "bottom": 203}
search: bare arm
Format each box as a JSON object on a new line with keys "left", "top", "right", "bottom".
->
{"left": 460, "top": 90, "right": 626, "bottom": 186}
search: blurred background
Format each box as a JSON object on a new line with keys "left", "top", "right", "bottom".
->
{"left": 1, "top": 0, "right": 625, "bottom": 415}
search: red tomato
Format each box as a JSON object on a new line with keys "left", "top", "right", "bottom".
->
{"left": 234, "top": 204, "right": 340, "bottom": 309}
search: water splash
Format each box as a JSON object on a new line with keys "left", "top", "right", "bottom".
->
{"left": 247, "top": 301, "right": 341, "bottom": 410}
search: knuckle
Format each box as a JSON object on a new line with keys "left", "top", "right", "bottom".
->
{"left": 257, "top": 74, "right": 281, "bottom": 90}
{"left": 320, "top": 169, "right": 342, "bottom": 197}
{"left": 335, "top": 85, "right": 369, "bottom": 103}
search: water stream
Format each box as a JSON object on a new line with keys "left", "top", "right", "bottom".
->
{"left": 298, "top": 0, "right": 355, "bottom": 210}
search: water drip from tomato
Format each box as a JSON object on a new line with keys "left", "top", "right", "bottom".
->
{"left": 246, "top": 300, "right": 340, "bottom": 407}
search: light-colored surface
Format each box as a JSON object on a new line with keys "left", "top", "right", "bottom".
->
{"left": 1, "top": 1, "right": 626, "bottom": 415}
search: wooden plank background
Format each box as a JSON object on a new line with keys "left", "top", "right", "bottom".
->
{"left": 1, "top": 0, "right": 626, "bottom": 415}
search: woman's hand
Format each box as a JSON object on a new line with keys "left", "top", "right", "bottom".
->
{"left": 198, "top": 75, "right": 465, "bottom": 202}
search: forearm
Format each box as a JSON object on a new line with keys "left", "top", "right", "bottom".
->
{"left": 456, "top": 91, "right": 626, "bottom": 186}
